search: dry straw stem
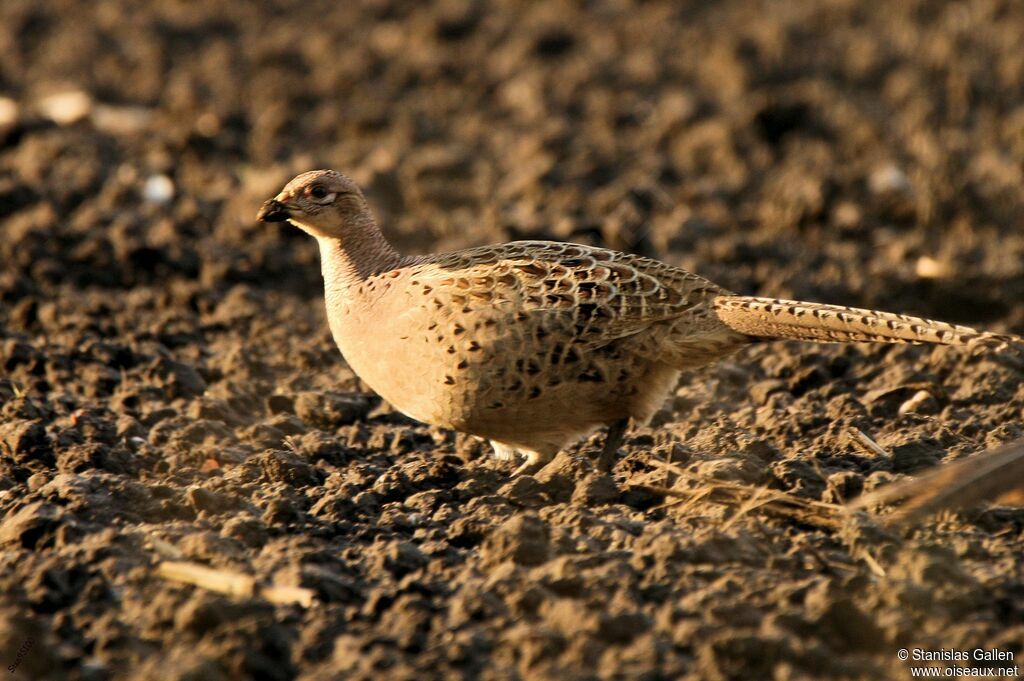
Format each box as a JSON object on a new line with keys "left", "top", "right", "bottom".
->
{"left": 149, "top": 536, "right": 184, "bottom": 560}
{"left": 636, "top": 458, "right": 845, "bottom": 531}
{"left": 636, "top": 459, "right": 889, "bottom": 576}
{"left": 847, "top": 427, "right": 890, "bottom": 459}
{"left": 850, "top": 437, "right": 1024, "bottom": 526}
{"left": 156, "top": 561, "right": 315, "bottom": 607}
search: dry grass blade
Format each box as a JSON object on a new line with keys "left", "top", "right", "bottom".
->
{"left": 156, "top": 561, "right": 315, "bottom": 607}
{"left": 857, "top": 549, "right": 887, "bottom": 578}
{"left": 157, "top": 561, "right": 256, "bottom": 597}
{"left": 637, "top": 459, "right": 845, "bottom": 531}
{"left": 849, "top": 438, "right": 1024, "bottom": 526}
{"left": 847, "top": 427, "right": 890, "bottom": 458}
{"left": 261, "top": 585, "right": 318, "bottom": 607}
{"left": 640, "top": 460, "right": 888, "bottom": 577}
{"left": 149, "top": 536, "right": 184, "bottom": 560}
{"left": 720, "top": 484, "right": 771, "bottom": 532}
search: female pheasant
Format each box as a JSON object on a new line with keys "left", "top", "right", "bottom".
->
{"left": 259, "top": 170, "right": 1017, "bottom": 474}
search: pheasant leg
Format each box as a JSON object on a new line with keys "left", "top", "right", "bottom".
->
{"left": 596, "top": 418, "right": 629, "bottom": 472}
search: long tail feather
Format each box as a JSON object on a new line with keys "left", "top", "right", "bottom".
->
{"left": 713, "top": 296, "right": 1018, "bottom": 348}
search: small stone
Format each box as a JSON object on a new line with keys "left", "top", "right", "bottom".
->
{"left": 868, "top": 163, "right": 912, "bottom": 195}
{"left": 0, "top": 97, "right": 18, "bottom": 127}
{"left": 36, "top": 90, "right": 92, "bottom": 125}
{"left": 864, "top": 385, "right": 925, "bottom": 417}
{"left": 898, "top": 390, "right": 939, "bottom": 415}
{"left": 143, "top": 174, "right": 175, "bottom": 204}
{"left": 914, "top": 256, "right": 950, "bottom": 280}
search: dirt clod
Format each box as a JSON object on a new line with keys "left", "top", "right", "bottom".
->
{"left": 482, "top": 514, "right": 551, "bottom": 567}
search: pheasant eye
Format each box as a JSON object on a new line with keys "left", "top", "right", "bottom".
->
{"left": 310, "top": 186, "right": 327, "bottom": 199}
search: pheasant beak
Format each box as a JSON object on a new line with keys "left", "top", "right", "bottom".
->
{"left": 257, "top": 197, "right": 293, "bottom": 223}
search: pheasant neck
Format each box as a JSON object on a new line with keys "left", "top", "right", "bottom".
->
{"left": 316, "top": 219, "right": 403, "bottom": 294}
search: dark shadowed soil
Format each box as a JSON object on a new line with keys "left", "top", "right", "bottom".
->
{"left": 1, "top": 1, "right": 1023, "bottom": 679}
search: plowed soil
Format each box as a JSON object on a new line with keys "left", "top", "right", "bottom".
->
{"left": 1, "top": 1, "right": 1023, "bottom": 679}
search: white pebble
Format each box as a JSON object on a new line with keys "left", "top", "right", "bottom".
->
{"left": 915, "top": 255, "right": 950, "bottom": 279}
{"left": 0, "top": 97, "right": 17, "bottom": 127}
{"left": 898, "top": 390, "right": 938, "bottom": 415}
{"left": 143, "top": 174, "right": 175, "bottom": 204}
{"left": 37, "top": 90, "right": 92, "bottom": 125}
{"left": 869, "top": 163, "right": 912, "bottom": 195}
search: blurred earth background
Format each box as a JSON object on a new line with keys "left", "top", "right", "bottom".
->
{"left": 1, "top": 0, "right": 1023, "bottom": 679}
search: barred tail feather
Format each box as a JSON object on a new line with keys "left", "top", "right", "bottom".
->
{"left": 713, "top": 296, "right": 1018, "bottom": 348}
